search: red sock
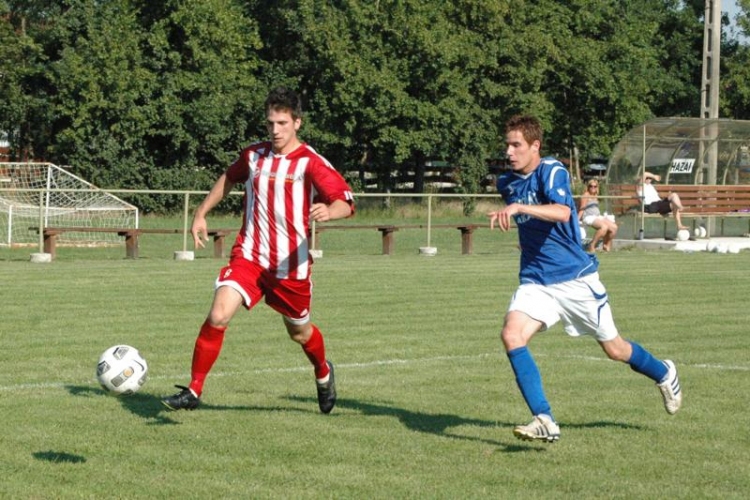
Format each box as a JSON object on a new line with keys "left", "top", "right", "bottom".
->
{"left": 302, "top": 324, "right": 330, "bottom": 379}
{"left": 189, "top": 320, "right": 226, "bottom": 396}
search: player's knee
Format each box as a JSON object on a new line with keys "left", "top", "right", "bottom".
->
{"left": 206, "top": 304, "right": 235, "bottom": 327}
{"left": 206, "top": 311, "right": 231, "bottom": 327}
{"left": 284, "top": 320, "right": 311, "bottom": 344}
{"left": 607, "top": 350, "right": 628, "bottom": 362}
{"left": 500, "top": 327, "right": 525, "bottom": 351}
{"left": 601, "top": 341, "right": 629, "bottom": 362}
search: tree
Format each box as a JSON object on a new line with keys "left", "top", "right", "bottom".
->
{"left": 0, "top": 0, "right": 727, "bottom": 214}
{"left": 494, "top": 0, "right": 703, "bottom": 166}
{"left": 138, "top": 0, "right": 264, "bottom": 184}
{"left": 4, "top": 0, "right": 265, "bottom": 212}
{"left": 48, "top": 0, "right": 155, "bottom": 190}
{"left": 254, "top": 0, "right": 506, "bottom": 206}
{"left": 0, "top": 0, "right": 55, "bottom": 161}
{"left": 722, "top": 0, "right": 750, "bottom": 119}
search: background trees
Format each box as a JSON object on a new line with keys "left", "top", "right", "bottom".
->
{"left": 2, "top": 0, "right": 749, "bottom": 212}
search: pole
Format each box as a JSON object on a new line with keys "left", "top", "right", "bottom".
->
{"left": 182, "top": 193, "right": 190, "bottom": 252}
{"left": 639, "top": 125, "right": 646, "bottom": 239}
{"left": 38, "top": 192, "right": 44, "bottom": 252}
{"left": 426, "top": 195, "right": 433, "bottom": 247}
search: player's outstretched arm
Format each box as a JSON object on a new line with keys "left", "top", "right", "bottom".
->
{"left": 192, "top": 173, "right": 235, "bottom": 248}
{"left": 519, "top": 203, "right": 571, "bottom": 223}
{"left": 489, "top": 203, "right": 571, "bottom": 231}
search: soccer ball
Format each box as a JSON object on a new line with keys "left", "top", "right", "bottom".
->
{"left": 96, "top": 345, "right": 148, "bottom": 396}
{"left": 694, "top": 226, "right": 707, "bottom": 238}
{"left": 676, "top": 229, "right": 690, "bottom": 241}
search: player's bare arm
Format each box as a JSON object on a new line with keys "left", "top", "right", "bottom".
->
{"left": 192, "top": 173, "right": 236, "bottom": 248}
{"left": 310, "top": 199, "right": 352, "bottom": 222}
{"left": 489, "top": 203, "right": 571, "bottom": 231}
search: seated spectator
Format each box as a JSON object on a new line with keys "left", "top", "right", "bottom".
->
{"left": 636, "top": 171, "right": 687, "bottom": 230}
{"left": 578, "top": 180, "right": 618, "bottom": 252}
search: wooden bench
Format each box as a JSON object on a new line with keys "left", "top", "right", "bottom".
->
{"left": 605, "top": 184, "right": 750, "bottom": 237}
{"left": 29, "top": 227, "right": 235, "bottom": 260}
{"left": 313, "top": 224, "right": 484, "bottom": 255}
{"left": 606, "top": 184, "right": 750, "bottom": 216}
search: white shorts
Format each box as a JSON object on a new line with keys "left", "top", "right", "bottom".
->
{"left": 507, "top": 272, "right": 619, "bottom": 341}
{"left": 582, "top": 214, "right": 615, "bottom": 226}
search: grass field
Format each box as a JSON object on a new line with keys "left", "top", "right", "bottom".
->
{"left": 1, "top": 221, "right": 749, "bottom": 499}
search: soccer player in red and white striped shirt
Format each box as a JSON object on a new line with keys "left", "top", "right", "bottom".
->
{"left": 162, "top": 87, "right": 354, "bottom": 414}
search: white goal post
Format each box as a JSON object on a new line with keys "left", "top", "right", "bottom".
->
{"left": 0, "top": 162, "right": 139, "bottom": 247}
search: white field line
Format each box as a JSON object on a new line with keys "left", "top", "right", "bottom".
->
{"left": 0, "top": 352, "right": 747, "bottom": 394}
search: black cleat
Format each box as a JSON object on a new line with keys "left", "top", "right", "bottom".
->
{"left": 316, "top": 362, "right": 337, "bottom": 414}
{"left": 161, "top": 385, "right": 200, "bottom": 411}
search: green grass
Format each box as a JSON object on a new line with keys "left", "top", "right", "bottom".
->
{"left": 1, "top": 223, "right": 749, "bottom": 499}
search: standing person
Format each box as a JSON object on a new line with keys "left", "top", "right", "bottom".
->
{"left": 488, "top": 115, "right": 681, "bottom": 442}
{"left": 637, "top": 171, "right": 688, "bottom": 230}
{"left": 578, "top": 179, "right": 618, "bottom": 252}
{"left": 162, "top": 87, "right": 354, "bottom": 414}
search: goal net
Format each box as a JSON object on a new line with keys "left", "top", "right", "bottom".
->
{"left": 0, "top": 162, "right": 139, "bottom": 247}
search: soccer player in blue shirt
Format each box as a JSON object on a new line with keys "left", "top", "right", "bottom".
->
{"left": 489, "top": 115, "right": 682, "bottom": 442}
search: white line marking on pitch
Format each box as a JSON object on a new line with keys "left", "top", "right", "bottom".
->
{"left": 0, "top": 353, "right": 747, "bottom": 393}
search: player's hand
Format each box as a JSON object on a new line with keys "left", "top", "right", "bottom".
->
{"left": 191, "top": 217, "right": 209, "bottom": 249}
{"left": 310, "top": 203, "right": 331, "bottom": 222}
{"left": 488, "top": 205, "right": 516, "bottom": 231}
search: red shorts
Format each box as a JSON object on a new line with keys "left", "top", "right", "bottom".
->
{"left": 215, "top": 258, "right": 312, "bottom": 324}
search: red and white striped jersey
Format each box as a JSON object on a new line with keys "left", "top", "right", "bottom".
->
{"left": 225, "top": 141, "right": 354, "bottom": 279}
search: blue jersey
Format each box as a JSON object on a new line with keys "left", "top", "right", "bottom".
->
{"left": 497, "top": 157, "right": 598, "bottom": 285}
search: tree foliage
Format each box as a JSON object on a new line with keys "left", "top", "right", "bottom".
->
{"left": 3, "top": 0, "right": 749, "bottom": 213}
{"left": 722, "top": 0, "right": 750, "bottom": 118}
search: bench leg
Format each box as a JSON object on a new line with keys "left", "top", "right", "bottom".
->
{"left": 124, "top": 233, "right": 139, "bottom": 259}
{"left": 213, "top": 234, "right": 225, "bottom": 258}
{"left": 459, "top": 227, "right": 475, "bottom": 255}
{"left": 379, "top": 228, "right": 396, "bottom": 255}
{"left": 43, "top": 233, "right": 58, "bottom": 260}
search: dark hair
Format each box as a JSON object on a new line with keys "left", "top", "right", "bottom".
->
{"left": 264, "top": 87, "right": 303, "bottom": 119}
{"left": 505, "top": 115, "right": 543, "bottom": 148}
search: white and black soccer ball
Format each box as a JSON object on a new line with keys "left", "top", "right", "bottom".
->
{"left": 676, "top": 229, "right": 690, "bottom": 241}
{"left": 96, "top": 345, "right": 148, "bottom": 396}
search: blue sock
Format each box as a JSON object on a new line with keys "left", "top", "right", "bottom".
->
{"left": 628, "top": 341, "right": 668, "bottom": 382}
{"left": 507, "top": 346, "right": 553, "bottom": 419}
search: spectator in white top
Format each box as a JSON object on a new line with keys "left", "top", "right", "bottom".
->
{"left": 636, "top": 171, "right": 687, "bottom": 230}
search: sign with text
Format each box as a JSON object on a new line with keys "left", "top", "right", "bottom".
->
{"left": 669, "top": 159, "right": 695, "bottom": 174}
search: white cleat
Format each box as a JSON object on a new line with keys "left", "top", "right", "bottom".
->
{"left": 513, "top": 414, "right": 560, "bottom": 442}
{"left": 657, "top": 360, "right": 682, "bottom": 415}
